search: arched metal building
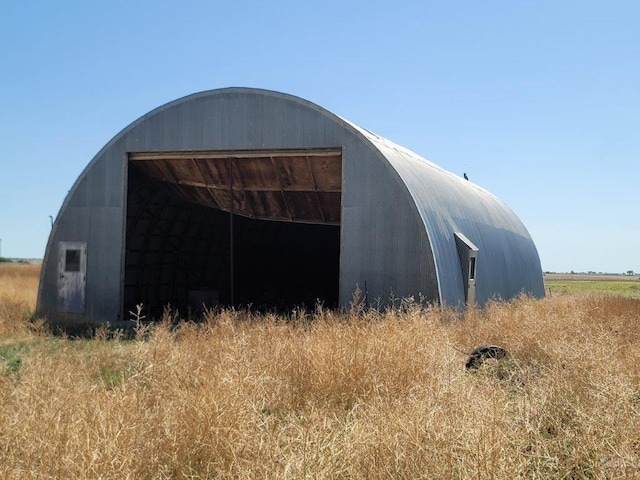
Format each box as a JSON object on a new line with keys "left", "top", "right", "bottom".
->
{"left": 37, "top": 87, "right": 544, "bottom": 327}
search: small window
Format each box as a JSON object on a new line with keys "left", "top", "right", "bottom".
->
{"left": 469, "top": 257, "right": 476, "bottom": 281}
{"left": 65, "top": 249, "right": 81, "bottom": 272}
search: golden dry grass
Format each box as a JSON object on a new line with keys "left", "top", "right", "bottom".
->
{"left": 0, "top": 263, "right": 40, "bottom": 337}
{"left": 0, "top": 264, "right": 639, "bottom": 478}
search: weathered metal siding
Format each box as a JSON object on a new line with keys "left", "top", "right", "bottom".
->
{"left": 38, "top": 145, "right": 127, "bottom": 324}
{"left": 339, "top": 139, "right": 438, "bottom": 305}
{"left": 39, "top": 88, "right": 439, "bottom": 324}
{"left": 356, "top": 131, "right": 545, "bottom": 305}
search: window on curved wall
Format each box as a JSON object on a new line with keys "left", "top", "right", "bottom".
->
{"left": 454, "top": 232, "right": 479, "bottom": 306}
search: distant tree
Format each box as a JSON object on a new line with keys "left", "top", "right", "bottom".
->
{"left": 627, "top": 270, "right": 635, "bottom": 276}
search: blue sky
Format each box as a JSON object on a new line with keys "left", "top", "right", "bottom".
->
{"left": 1, "top": 0, "right": 638, "bottom": 273}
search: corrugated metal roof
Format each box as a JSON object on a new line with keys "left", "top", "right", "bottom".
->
{"left": 351, "top": 124, "right": 544, "bottom": 305}
{"left": 39, "top": 87, "right": 544, "bottom": 326}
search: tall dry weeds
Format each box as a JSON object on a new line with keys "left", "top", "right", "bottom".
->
{"left": 0, "top": 263, "right": 40, "bottom": 337}
{"left": 0, "top": 266, "right": 638, "bottom": 478}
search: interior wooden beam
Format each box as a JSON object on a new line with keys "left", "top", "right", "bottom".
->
{"left": 154, "top": 178, "right": 341, "bottom": 193}
{"left": 129, "top": 148, "right": 341, "bottom": 161}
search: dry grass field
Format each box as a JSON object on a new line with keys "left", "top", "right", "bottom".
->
{"left": 1, "top": 263, "right": 639, "bottom": 479}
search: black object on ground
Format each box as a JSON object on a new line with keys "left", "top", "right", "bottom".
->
{"left": 465, "top": 344, "right": 508, "bottom": 370}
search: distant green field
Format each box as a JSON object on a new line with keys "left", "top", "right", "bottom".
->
{"left": 545, "top": 280, "right": 640, "bottom": 298}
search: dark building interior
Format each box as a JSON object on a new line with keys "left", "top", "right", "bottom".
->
{"left": 124, "top": 152, "right": 342, "bottom": 319}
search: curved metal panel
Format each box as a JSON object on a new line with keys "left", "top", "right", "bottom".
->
{"left": 353, "top": 128, "right": 545, "bottom": 305}
{"left": 38, "top": 88, "right": 439, "bottom": 324}
{"left": 38, "top": 87, "right": 543, "bottom": 326}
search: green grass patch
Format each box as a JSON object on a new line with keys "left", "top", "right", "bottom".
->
{"left": 0, "top": 341, "right": 29, "bottom": 375}
{"left": 98, "top": 361, "right": 126, "bottom": 389}
{"left": 546, "top": 280, "right": 640, "bottom": 298}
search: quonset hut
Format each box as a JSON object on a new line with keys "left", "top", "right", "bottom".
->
{"left": 37, "top": 87, "right": 544, "bottom": 328}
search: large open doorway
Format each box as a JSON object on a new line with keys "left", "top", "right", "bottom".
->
{"left": 123, "top": 149, "right": 342, "bottom": 319}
